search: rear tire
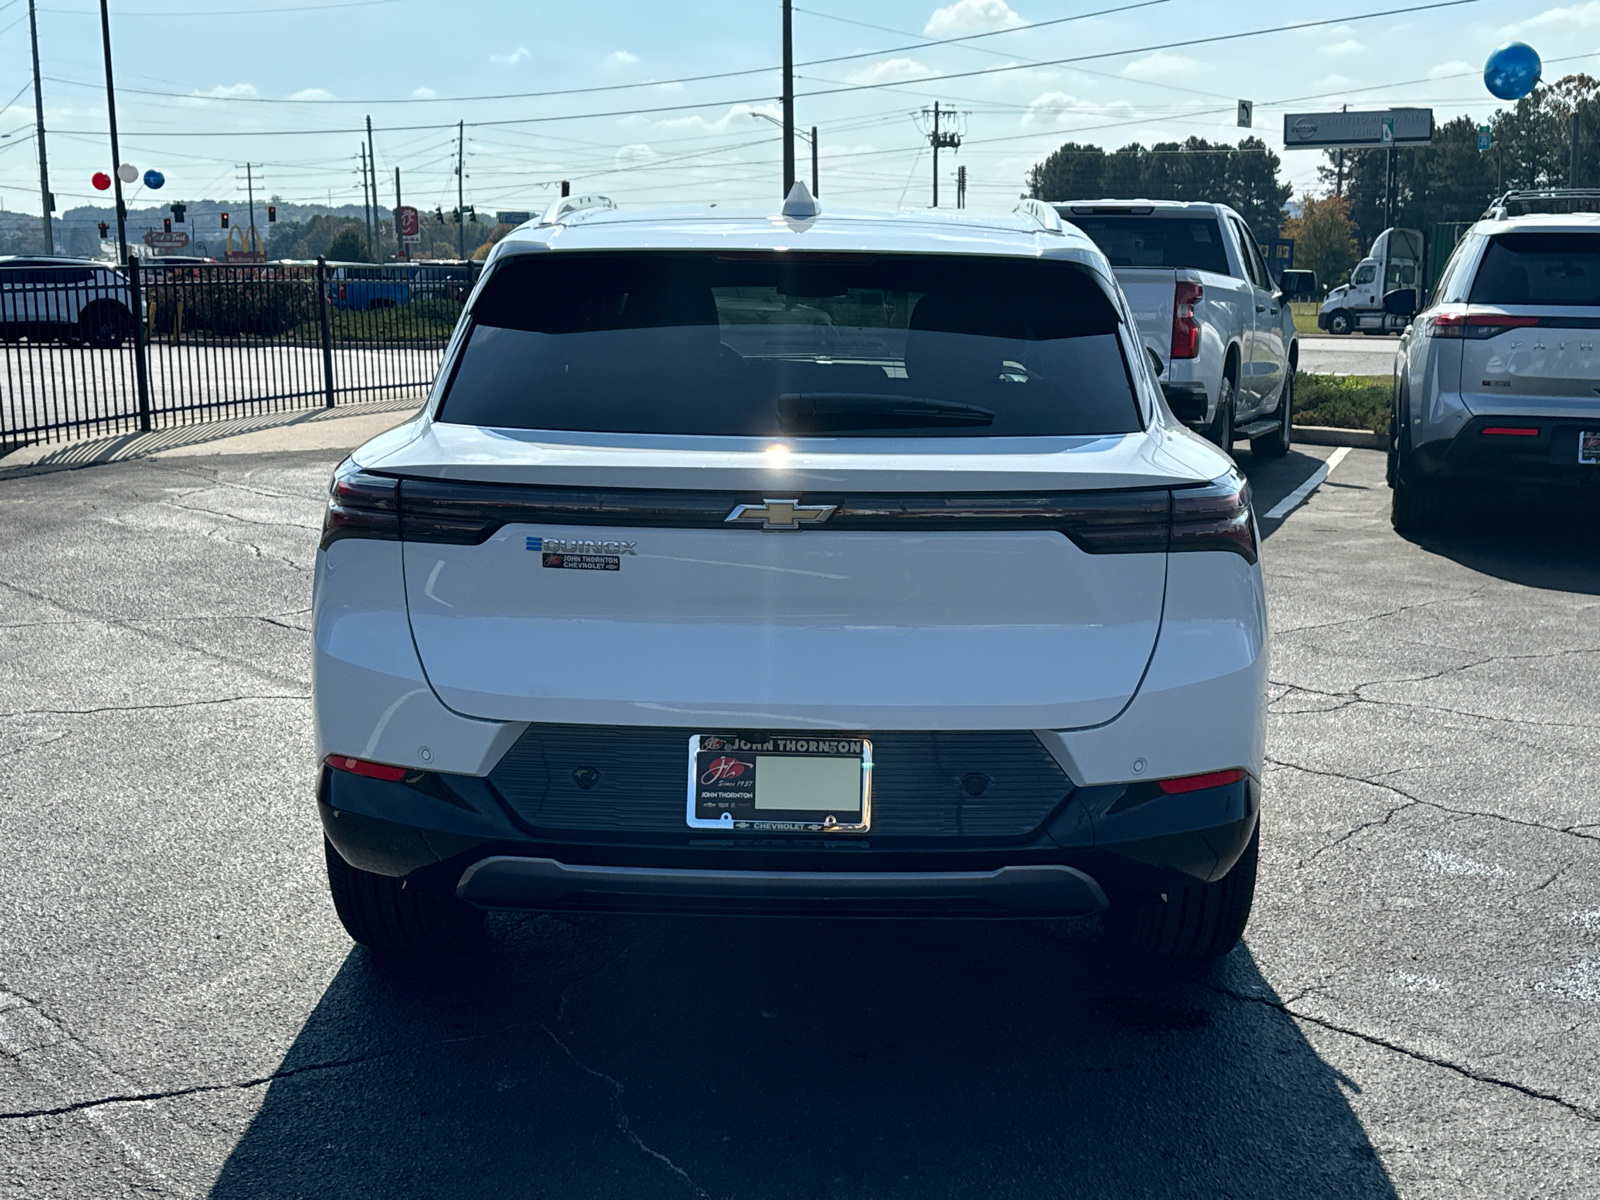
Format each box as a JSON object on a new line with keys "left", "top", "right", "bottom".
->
{"left": 79, "top": 302, "right": 131, "bottom": 349}
{"left": 1390, "top": 427, "right": 1449, "bottom": 534}
{"left": 324, "top": 838, "right": 482, "bottom": 956}
{"left": 1209, "top": 376, "right": 1237, "bottom": 454}
{"left": 1104, "top": 824, "right": 1259, "bottom": 961}
{"left": 1251, "top": 371, "right": 1293, "bottom": 457}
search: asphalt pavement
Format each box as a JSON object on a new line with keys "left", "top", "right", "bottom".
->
{"left": 1, "top": 431, "right": 1597, "bottom": 1198}
{"left": 1299, "top": 333, "right": 1401, "bottom": 377}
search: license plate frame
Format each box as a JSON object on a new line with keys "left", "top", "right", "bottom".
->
{"left": 686, "top": 734, "right": 872, "bottom": 833}
{"left": 1581, "top": 429, "right": 1599, "bottom": 465}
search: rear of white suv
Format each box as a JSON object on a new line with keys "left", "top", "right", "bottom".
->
{"left": 1391, "top": 213, "right": 1600, "bottom": 530}
{"left": 312, "top": 199, "right": 1267, "bottom": 962}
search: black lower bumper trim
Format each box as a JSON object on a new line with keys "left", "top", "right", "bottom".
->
{"left": 1414, "top": 417, "right": 1600, "bottom": 487}
{"left": 1161, "top": 381, "right": 1209, "bottom": 424}
{"left": 456, "top": 856, "right": 1108, "bottom": 917}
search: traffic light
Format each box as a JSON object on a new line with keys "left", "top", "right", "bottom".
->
{"left": 98, "top": 221, "right": 109, "bottom": 239}
{"left": 435, "top": 207, "right": 444, "bottom": 222}
{"left": 267, "top": 205, "right": 276, "bottom": 223}
{"left": 163, "top": 217, "right": 172, "bottom": 233}
{"left": 220, "top": 212, "right": 229, "bottom": 228}
{"left": 467, "top": 205, "right": 477, "bottom": 223}
{"left": 170, "top": 202, "right": 186, "bottom": 224}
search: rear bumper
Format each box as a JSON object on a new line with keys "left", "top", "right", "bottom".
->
{"left": 1161, "top": 381, "right": 1210, "bottom": 425}
{"left": 317, "top": 763, "right": 1260, "bottom": 917}
{"left": 1412, "top": 415, "right": 1600, "bottom": 488}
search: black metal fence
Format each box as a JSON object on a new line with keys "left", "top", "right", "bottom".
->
{"left": 0, "top": 257, "right": 478, "bottom": 448}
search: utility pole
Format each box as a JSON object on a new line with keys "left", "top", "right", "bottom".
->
{"left": 366, "top": 114, "right": 380, "bottom": 260}
{"left": 1571, "top": 110, "right": 1580, "bottom": 188}
{"left": 236, "top": 163, "right": 261, "bottom": 253}
{"left": 394, "top": 165, "right": 404, "bottom": 262}
{"left": 359, "top": 143, "right": 373, "bottom": 257}
{"left": 456, "top": 120, "right": 466, "bottom": 259}
{"left": 956, "top": 164, "right": 967, "bottom": 209}
{"left": 1334, "top": 103, "right": 1347, "bottom": 198}
{"left": 782, "top": 0, "right": 795, "bottom": 194}
{"left": 811, "top": 124, "right": 819, "bottom": 197}
{"left": 27, "top": 0, "right": 52, "bottom": 254}
{"left": 921, "top": 102, "right": 963, "bottom": 208}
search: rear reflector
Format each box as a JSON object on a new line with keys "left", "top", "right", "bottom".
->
{"left": 1480, "top": 426, "right": 1539, "bottom": 437}
{"left": 324, "top": 754, "right": 408, "bottom": 782}
{"left": 1157, "top": 768, "right": 1247, "bottom": 794}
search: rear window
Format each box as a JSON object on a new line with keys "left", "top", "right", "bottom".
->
{"left": 1059, "top": 216, "right": 1231, "bottom": 275}
{"left": 437, "top": 252, "right": 1140, "bottom": 437}
{"left": 1469, "top": 233, "right": 1600, "bottom": 306}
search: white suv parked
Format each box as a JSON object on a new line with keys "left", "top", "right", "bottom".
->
{"left": 0, "top": 257, "right": 136, "bottom": 347}
{"left": 313, "top": 191, "right": 1268, "bottom": 961}
{"left": 1389, "top": 207, "right": 1600, "bottom": 530}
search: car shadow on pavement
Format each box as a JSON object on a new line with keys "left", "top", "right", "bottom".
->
{"left": 207, "top": 914, "right": 1395, "bottom": 1199}
{"left": 1405, "top": 494, "right": 1600, "bottom": 595}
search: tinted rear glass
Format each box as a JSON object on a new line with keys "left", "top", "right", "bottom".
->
{"left": 1469, "top": 233, "right": 1600, "bottom": 306}
{"left": 1060, "top": 216, "right": 1231, "bottom": 275}
{"left": 437, "top": 252, "right": 1140, "bottom": 437}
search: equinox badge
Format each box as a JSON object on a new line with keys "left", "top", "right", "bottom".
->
{"left": 725, "top": 498, "right": 837, "bottom": 530}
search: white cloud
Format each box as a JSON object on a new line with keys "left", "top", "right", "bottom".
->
{"left": 1503, "top": 0, "right": 1600, "bottom": 34}
{"left": 1121, "top": 52, "right": 1199, "bottom": 80}
{"left": 1428, "top": 60, "right": 1473, "bottom": 79}
{"left": 1318, "top": 39, "right": 1364, "bottom": 56}
{"left": 1020, "top": 90, "right": 1131, "bottom": 127}
{"left": 616, "top": 143, "right": 657, "bottom": 162}
{"left": 626, "top": 102, "right": 779, "bottom": 135}
{"left": 605, "top": 50, "right": 640, "bottom": 67}
{"left": 924, "top": 0, "right": 1024, "bottom": 36}
{"left": 845, "top": 57, "right": 933, "bottom": 85}
{"left": 651, "top": 79, "right": 685, "bottom": 92}
{"left": 289, "top": 87, "right": 334, "bottom": 101}
{"left": 411, "top": 86, "right": 437, "bottom": 99}
{"left": 491, "top": 47, "right": 530, "bottom": 65}
{"left": 177, "top": 82, "right": 256, "bottom": 107}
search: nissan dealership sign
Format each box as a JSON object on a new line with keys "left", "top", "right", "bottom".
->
{"left": 1282, "top": 108, "right": 1434, "bottom": 149}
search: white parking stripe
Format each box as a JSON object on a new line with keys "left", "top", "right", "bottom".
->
{"left": 1264, "top": 446, "right": 1351, "bottom": 520}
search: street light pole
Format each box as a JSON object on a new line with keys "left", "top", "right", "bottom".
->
{"left": 97, "top": 0, "right": 128, "bottom": 263}
{"left": 782, "top": 0, "right": 795, "bottom": 195}
{"left": 811, "top": 124, "right": 818, "bottom": 197}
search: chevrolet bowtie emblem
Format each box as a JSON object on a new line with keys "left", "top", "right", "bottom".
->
{"left": 725, "top": 498, "right": 837, "bottom": 530}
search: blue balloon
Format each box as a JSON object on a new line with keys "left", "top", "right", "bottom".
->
{"left": 1485, "top": 41, "right": 1541, "bottom": 101}
{"left": 143, "top": 169, "right": 165, "bottom": 189}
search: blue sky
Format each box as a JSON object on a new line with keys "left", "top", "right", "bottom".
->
{"left": 2, "top": 0, "right": 1597, "bottom": 219}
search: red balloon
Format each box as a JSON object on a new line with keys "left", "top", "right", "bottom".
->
{"left": 92, "top": 171, "right": 111, "bottom": 191}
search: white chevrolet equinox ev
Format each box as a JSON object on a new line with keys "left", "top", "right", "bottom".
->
{"left": 312, "top": 191, "right": 1269, "bottom": 961}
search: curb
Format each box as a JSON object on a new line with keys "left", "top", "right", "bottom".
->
{"left": 1292, "top": 425, "right": 1386, "bottom": 451}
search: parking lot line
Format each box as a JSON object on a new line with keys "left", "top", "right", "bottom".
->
{"left": 1264, "top": 446, "right": 1351, "bottom": 520}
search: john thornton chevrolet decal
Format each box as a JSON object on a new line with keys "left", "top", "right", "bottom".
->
{"left": 526, "top": 535, "right": 636, "bottom": 572}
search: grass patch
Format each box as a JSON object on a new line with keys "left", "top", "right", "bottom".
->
{"left": 1295, "top": 371, "right": 1390, "bottom": 436}
{"left": 1290, "top": 300, "right": 1321, "bottom": 336}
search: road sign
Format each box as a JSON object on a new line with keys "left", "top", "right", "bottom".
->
{"left": 497, "top": 210, "right": 532, "bottom": 226}
{"left": 143, "top": 230, "right": 190, "bottom": 248}
{"left": 397, "top": 205, "right": 420, "bottom": 243}
{"left": 1283, "top": 108, "right": 1433, "bottom": 149}
{"left": 1237, "top": 100, "right": 1252, "bottom": 129}
{"left": 1478, "top": 125, "right": 1493, "bottom": 151}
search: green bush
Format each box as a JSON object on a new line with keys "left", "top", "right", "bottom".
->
{"left": 1295, "top": 371, "right": 1390, "bottom": 437}
{"left": 145, "top": 273, "right": 319, "bottom": 338}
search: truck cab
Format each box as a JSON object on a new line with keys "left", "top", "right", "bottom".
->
{"left": 1319, "top": 227, "right": 1423, "bottom": 334}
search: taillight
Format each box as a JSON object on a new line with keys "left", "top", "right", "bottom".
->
{"left": 1481, "top": 426, "right": 1539, "bottom": 437}
{"left": 1429, "top": 313, "right": 1539, "bottom": 339}
{"left": 321, "top": 460, "right": 399, "bottom": 549}
{"left": 1157, "top": 768, "right": 1247, "bottom": 794}
{"left": 324, "top": 754, "right": 408, "bottom": 782}
{"left": 1171, "top": 280, "right": 1202, "bottom": 359}
{"left": 1170, "top": 471, "right": 1257, "bottom": 563}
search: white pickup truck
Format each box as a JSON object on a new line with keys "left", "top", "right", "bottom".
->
{"left": 1050, "top": 200, "right": 1306, "bottom": 455}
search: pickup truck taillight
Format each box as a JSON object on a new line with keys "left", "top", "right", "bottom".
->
{"left": 1171, "top": 280, "right": 1202, "bottom": 359}
{"left": 321, "top": 462, "right": 399, "bottom": 549}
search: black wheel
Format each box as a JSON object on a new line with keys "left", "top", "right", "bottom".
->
{"left": 1327, "top": 309, "right": 1352, "bottom": 336}
{"left": 324, "top": 838, "right": 481, "bottom": 956}
{"left": 79, "top": 302, "right": 131, "bottom": 349}
{"left": 1104, "top": 824, "right": 1259, "bottom": 961}
{"left": 1389, "top": 423, "right": 1449, "bottom": 535}
{"left": 1208, "top": 375, "right": 1237, "bottom": 453}
{"left": 1251, "top": 371, "right": 1293, "bottom": 457}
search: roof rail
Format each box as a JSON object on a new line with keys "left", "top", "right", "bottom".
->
{"left": 1013, "top": 198, "right": 1064, "bottom": 233}
{"left": 538, "top": 194, "right": 616, "bottom": 226}
{"left": 1482, "top": 188, "right": 1600, "bottom": 218}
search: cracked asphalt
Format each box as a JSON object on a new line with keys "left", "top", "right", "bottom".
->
{"left": 1, "top": 441, "right": 1597, "bottom": 1198}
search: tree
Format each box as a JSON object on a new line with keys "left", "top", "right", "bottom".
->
{"left": 268, "top": 214, "right": 370, "bottom": 261}
{"left": 1281, "top": 194, "right": 1359, "bottom": 288}
{"left": 325, "top": 225, "right": 373, "bottom": 263}
{"left": 1025, "top": 142, "right": 1105, "bottom": 200}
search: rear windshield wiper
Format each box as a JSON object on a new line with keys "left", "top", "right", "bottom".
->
{"left": 778, "top": 393, "right": 995, "bottom": 432}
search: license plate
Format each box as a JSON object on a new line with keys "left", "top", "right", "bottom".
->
{"left": 1581, "top": 430, "right": 1599, "bottom": 465}
{"left": 686, "top": 734, "right": 872, "bottom": 833}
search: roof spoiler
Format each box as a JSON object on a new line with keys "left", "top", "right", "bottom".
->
{"left": 1013, "top": 199, "right": 1064, "bottom": 233}
{"left": 538, "top": 194, "right": 616, "bottom": 226}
